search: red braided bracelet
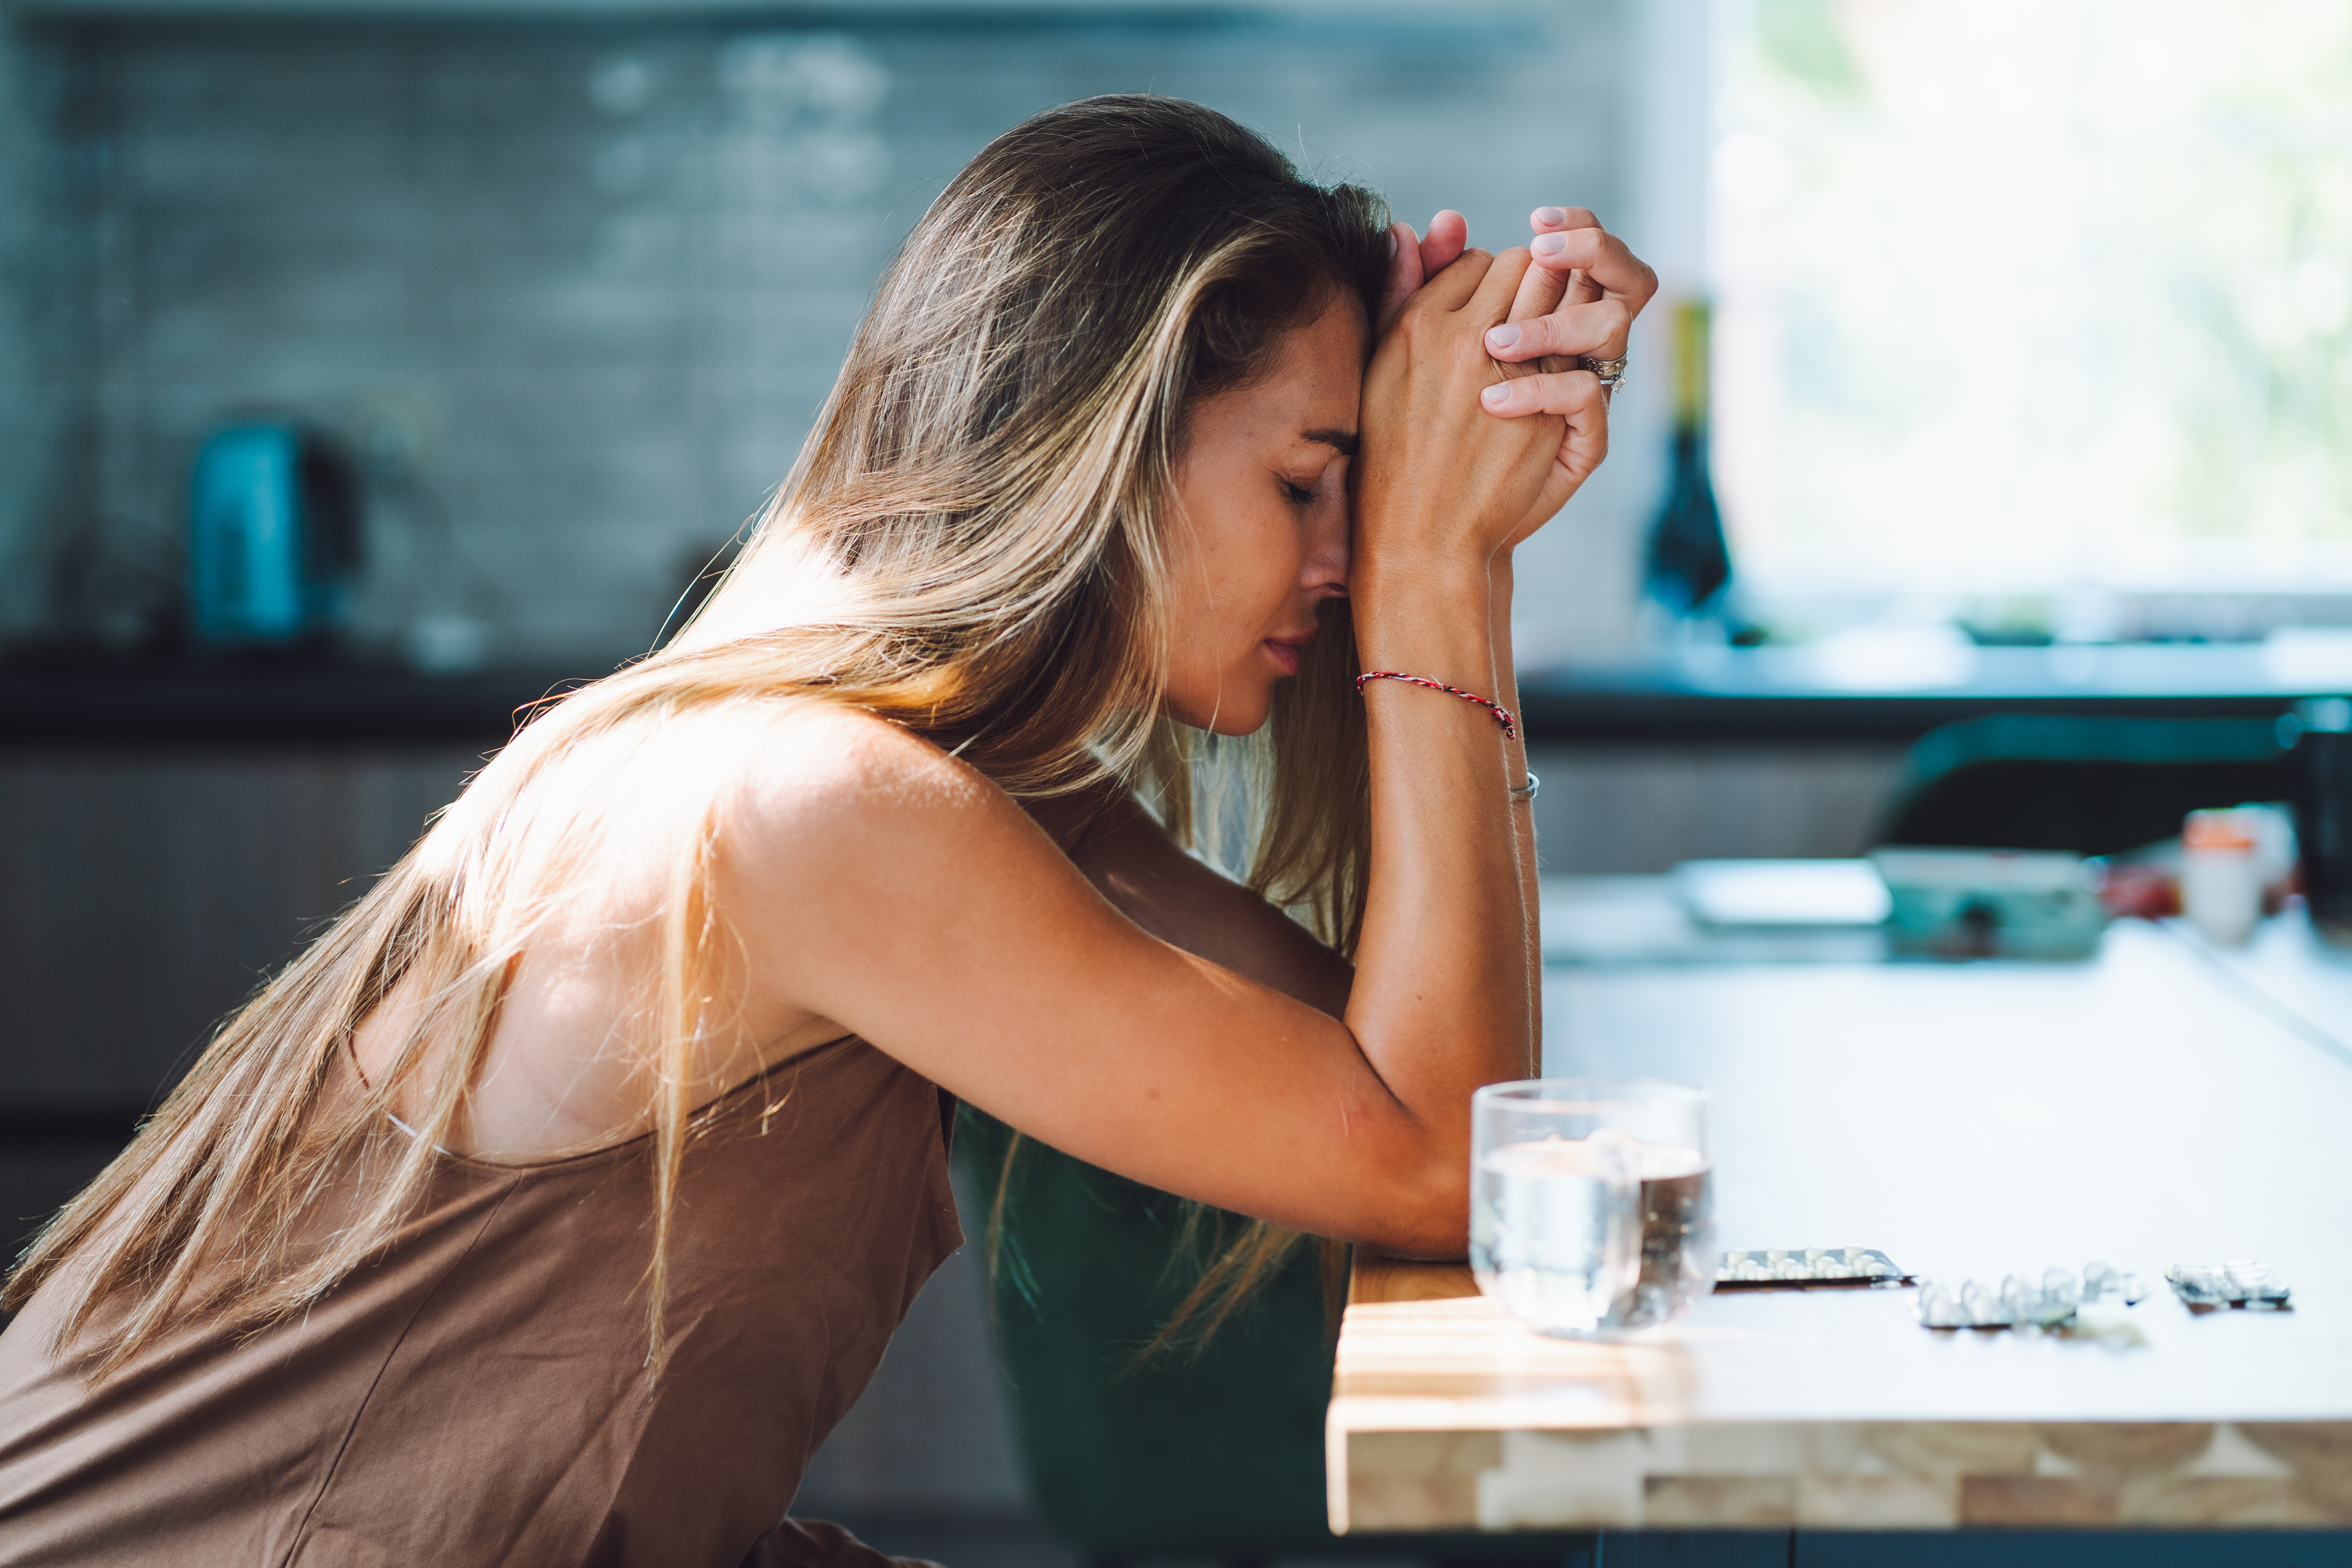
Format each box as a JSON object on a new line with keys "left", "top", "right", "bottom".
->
{"left": 1355, "top": 671, "right": 1518, "bottom": 741}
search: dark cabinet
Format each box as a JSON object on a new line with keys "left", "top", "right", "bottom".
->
{"left": 0, "top": 746, "right": 476, "bottom": 1253}
{"left": 0, "top": 746, "right": 478, "bottom": 1111}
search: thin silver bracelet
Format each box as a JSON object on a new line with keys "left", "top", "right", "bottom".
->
{"left": 1508, "top": 771, "right": 1539, "bottom": 804}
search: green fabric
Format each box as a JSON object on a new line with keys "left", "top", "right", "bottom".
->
{"left": 955, "top": 1107, "right": 1346, "bottom": 1557}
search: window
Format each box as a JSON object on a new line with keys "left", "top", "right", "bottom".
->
{"left": 1713, "top": 0, "right": 2352, "bottom": 639}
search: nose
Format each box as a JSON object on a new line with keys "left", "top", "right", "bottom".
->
{"left": 1304, "top": 495, "right": 1351, "bottom": 598}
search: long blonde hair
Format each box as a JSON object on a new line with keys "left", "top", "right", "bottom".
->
{"left": 6, "top": 95, "right": 1389, "bottom": 1375}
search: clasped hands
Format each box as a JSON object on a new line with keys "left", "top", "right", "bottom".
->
{"left": 1356, "top": 206, "right": 1658, "bottom": 567}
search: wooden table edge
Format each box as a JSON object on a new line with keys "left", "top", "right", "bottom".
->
{"left": 1327, "top": 1253, "right": 2352, "bottom": 1536}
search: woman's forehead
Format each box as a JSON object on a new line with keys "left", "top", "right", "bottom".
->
{"left": 1263, "top": 303, "right": 1366, "bottom": 428}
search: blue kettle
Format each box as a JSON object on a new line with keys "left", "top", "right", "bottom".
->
{"left": 188, "top": 423, "right": 361, "bottom": 647}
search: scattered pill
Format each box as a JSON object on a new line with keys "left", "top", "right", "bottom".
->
{"left": 1960, "top": 1281, "right": 1995, "bottom": 1327}
{"left": 2042, "top": 1268, "right": 2079, "bottom": 1308}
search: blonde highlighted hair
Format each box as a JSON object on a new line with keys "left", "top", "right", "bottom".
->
{"left": 7, "top": 95, "right": 1389, "bottom": 1373}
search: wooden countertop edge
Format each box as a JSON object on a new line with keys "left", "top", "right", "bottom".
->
{"left": 1347, "top": 1252, "right": 1480, "bottom": 1308}
{"left": 1333, "top": 1254, "right": 2352, "bottom": 1436}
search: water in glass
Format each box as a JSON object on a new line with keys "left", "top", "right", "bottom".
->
{"left": 1470, "top": 1079, "right": 1715, "bottom": 1337}
{"left": 1472, "top": 1132, "right": 1636, "bottom": 1334}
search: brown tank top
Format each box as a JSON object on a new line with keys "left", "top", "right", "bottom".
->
{"left": 0, "top": 1036, "right": 962, "bottom": 1566}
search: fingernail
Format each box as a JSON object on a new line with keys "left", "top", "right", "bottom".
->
{"left": 1387, "top": 232, "right": 1399, "bottom": 260}
{"left": 1486, "top": 324, "right": 1521, "bottom": 351}
{"left": 1532, "top": 232, "right": 1567, "bottom": 257}
{"left": 1535, "top": 206, "right": 1566, "bottom": 226}
{"left": 1481, "top": 383, "right": 1510, "bottom": 406}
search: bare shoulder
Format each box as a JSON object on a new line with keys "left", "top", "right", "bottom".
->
{"left": 720, "top": 699, "right": 1033, "bottom": 875}
{"left": 708, "top": 699, "right": 1131, "bottom": 1066}
{"left": 736, "top": 699, "right": 968, "bottom": 789}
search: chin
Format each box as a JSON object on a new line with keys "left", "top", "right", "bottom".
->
{"left": 1204, "top": 710, "right": 1272, "bottom": 738}
{"left": 1164, "top": 684, "right": 1274, "bottom": 737}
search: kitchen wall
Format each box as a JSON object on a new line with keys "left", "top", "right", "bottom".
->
{"left": 2, "top": 3, "right": 1643, "bottom": 672}
{"left": 0, "top": 18, "right": 50, "bottom": 636}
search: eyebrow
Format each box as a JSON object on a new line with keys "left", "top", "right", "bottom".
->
{"left": 1302, "top": 427, "right": 1360, "bottom": 457}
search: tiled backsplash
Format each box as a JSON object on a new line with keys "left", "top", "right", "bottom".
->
{"left": 4, "top": 7, "right": 1634, "bottom": 671}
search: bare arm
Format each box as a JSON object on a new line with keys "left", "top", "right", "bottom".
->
{"left": 727, "top": 725, "right": 1468, "bottom": 1254}
{"left": 1387, "top": 204, "right": 1658, "bottom": 1054}
{"left": 1490, "top": 555, "right": 1541, "bottom": 1064}
{"left": 1028, "top": 783, "right": 1354, "bottom": 1021}
{"left": 1482, "top": 206, "right": 1656, "bottom": 1052}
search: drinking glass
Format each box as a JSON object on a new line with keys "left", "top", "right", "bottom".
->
{"left": 1470, "top": 1079, "right": 1715, "bottom": 1337}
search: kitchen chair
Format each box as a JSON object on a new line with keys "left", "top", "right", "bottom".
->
{"left": 1871, "top": 713, "right": 2288, "bottom": 857}
{"left": 954, "top": 1109, "right": 1601, "bottom": 1568}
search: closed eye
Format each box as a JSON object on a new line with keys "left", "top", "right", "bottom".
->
{"left": 1281, "top": 478, "right": 1318, "bottom": 505}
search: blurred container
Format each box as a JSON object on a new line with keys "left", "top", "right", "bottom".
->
{"left": 2181, "top": 809, "right": 2263, "bottom": 946}
{"left": 1870, "top": 846, "right": 2108, "bottom": 960}
{"left": 190, "top": 424, "right": 361, "bottom": 648}
{"left": 2286, "top": 697, "right": 2352, "bottom": 936}
{"left": 1674, "top": 858, "right": 1891, "bottom": 930}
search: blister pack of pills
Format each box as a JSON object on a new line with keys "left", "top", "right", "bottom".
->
{"left": 1714, "top": 1247, "right": 1912, "bottom": 1290}
{"left": 1917, "top": 1261, "right": 2145, "bottom": 1330}
{"left": 2167, "top": 1260, "right": 2291, "bottom": 1310}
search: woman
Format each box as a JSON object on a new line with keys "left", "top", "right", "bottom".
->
{"left": 0, "top": 97, "right": 1651, "bottom": 1564}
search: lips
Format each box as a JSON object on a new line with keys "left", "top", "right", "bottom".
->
{"left": 1262, "top": 625, "right": 1319, "bottom": 678}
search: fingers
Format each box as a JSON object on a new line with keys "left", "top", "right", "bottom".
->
{"left": 1377, "top": 221, "right": 1424, "bottom": 327}
{"left": 1478, "top": 366, "right": 1606, "bottom": 428}
{"left": 1528, "top": 224, "right": 1659, "bottom": 316}
{"left": 1481, "top": 298, "right": 1635, "bottom": 365}
{"left": 1413, "top": 242, "right": 1500, "bottom": 313}
{"left": 1480, "top": 368, "right": 1611, "bottom": 493}
{"left": 1377, "top": 211, "right": 1473, "bottom": 333}
{"left": 1462, "top": 245, "right": 1534, "bottom": 324}
{"left": 1506, "top": 236, "right": 1571, "bottom": 328}
{"left": 1420, "top": 210, "right": 1468, "bottom": 278}
{"left": 1530, "top": 209, "right": 1610, "bottom": 310}
{"left": 1531, "top": 205, "right": 1601, "bottom": 236}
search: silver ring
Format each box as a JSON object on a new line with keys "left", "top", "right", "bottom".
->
{"left": 1579, "top": 353, "right": 1629, "bottom": 393}
{"left": 1508, "top": 771, "right": 1539, "bottom": 804}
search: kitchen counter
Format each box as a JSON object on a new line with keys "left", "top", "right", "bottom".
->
{"left": 1520, "top": 642, "right": 2335, "bottom": 741}
{"left": 2, "top": 642, "right": 2334, "bottom": 748}
{"left": 0, "top": 663, "right": 598, "bottom": 747}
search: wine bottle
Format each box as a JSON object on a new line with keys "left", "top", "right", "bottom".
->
{"left": 2289, "top": 698, "right": 2352, "bottom": 935}
{"left": 1644, "top": 299, "right": 1733, "bottom": 618}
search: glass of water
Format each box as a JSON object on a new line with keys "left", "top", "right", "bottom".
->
{"left": 1471, "top": 1079, "right": 1715, "bottom": 1337}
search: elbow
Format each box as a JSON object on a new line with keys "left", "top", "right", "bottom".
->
{"left": 1358, "top": 1145, "right": 1471, "bottom": 1260}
